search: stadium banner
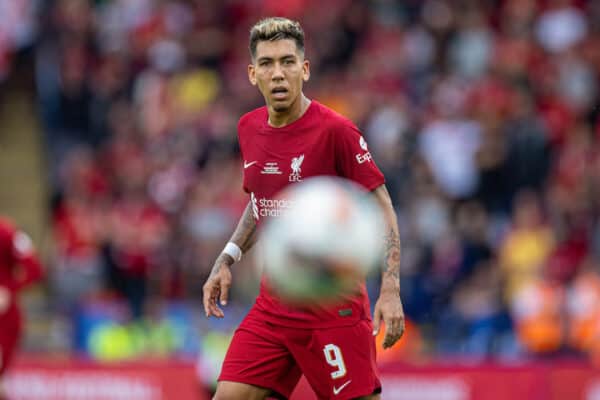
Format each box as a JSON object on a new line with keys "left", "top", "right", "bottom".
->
{"left": 4, "top": 357, "right": 207, "bottom": 400}
{"left": 291, "top": 362, "right": 600, "bottom": 400}
{"left": 7, "top": 357, "right": 600, "bottom": 400}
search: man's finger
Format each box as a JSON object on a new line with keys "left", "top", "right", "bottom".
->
{"left": 207, "top": 297, "right": 224, "bottom": 318}
{"left": 383, "top": 316, "right": 400, "bottom": 348}
{"left": 211, "top": 304, "right": 224, "bottom": 318}
{"left": 203, "top": 281, "right": 224, "bottom": 318}
{"left": 385, "top": 316, "right": 406, "bottom": 348}
{"left": 209, "top": 288, "right": 225, "bottom": 317}
{"left": 202, "top": 284, "right": 213, "bottom": 316}
{"left": 383, "top": 330, "right": 394, "bottom": 348}
{"left": 220, "top": 279, "right": 231, "bottom": 306}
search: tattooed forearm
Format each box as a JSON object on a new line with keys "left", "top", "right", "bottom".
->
{"left": 230, "top": 201, "right": 258, "bottom": 253}
{"left": 382, "top": 228, "right": 401, "bottom": 284}
{"left": 211, "top": 202, "right": 256, "bottom": 270}
{"left": 371, "top": 185, "right": 401, "bottom": 292}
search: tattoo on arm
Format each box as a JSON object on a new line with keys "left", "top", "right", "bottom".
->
{"left": 383, "top": 228, "right": 401, "bottom": 283}
{"left": 210, "top": 202, "right": 256, "bottom": 273}
{"left": 371, "top": 185, "right": 401, "bottom": 291}
{"left": 230, "top": 201, "right": 257, "bottom": 253}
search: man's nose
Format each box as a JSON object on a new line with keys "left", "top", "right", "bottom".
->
{"left": 272, "top": 62, "right": 284, "bottom": 80}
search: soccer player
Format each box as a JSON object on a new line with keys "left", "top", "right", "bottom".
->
{"left": 0, "top": 217, "right": 44, "bottom": 399}
{"left": 202, "top": 17, "right": 405, "bottom": 400}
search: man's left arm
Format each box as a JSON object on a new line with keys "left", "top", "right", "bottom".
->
{"left": 371, "top": 184, "right": 405, "bottom": 349}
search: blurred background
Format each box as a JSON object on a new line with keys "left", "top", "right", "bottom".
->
{"left": 3, "top": 0, "right": 600, "bottom": 399}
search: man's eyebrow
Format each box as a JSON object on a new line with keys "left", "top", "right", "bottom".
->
{"left": 257, "top": 54, "right": 297, "bottom": 62}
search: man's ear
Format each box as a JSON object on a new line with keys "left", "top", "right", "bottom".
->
{"left": 302, "top": 59, "right": 310, "bottom": 82}
{"left": 248, "top": 64, "right": 257, "bottom": 86}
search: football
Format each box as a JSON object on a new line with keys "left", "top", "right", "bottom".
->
{"left": 260, "top": 176, "right": 384, "bottom": 304}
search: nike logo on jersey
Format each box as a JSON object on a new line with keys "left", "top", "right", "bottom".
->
{"left": 244, "top": 160, "right": 257, "bottom": 169}
{"left": 333, "top": 380, "right": 352, "bottom": 395}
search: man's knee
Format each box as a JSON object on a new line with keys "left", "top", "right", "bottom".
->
{"left": 213, "top": 381, "right": 271, "bottom": 400}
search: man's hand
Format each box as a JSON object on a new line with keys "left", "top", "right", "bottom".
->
{"left": 372, "top": 289, "right": 405, "bottom": 349}
{"left": 202, "top": 254, "right": 234, "bottom": 318}
{"left": 0, "top": 286, "right": 11, "bottom": 315}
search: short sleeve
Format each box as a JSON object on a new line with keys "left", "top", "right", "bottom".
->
{"left": 334, "top": 122, "right": 385, "bottom": 191}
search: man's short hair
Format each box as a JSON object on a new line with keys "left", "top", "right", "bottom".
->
{"left": 249, "top": 17, "right": 305, "bottom": 60}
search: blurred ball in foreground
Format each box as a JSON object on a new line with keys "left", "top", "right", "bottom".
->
{"left": 261, "top": 177, "right": 384, "bottom": 304}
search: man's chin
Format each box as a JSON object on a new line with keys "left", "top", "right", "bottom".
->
{"left": 272, "top": 104, "right": 289, "bottom": 113}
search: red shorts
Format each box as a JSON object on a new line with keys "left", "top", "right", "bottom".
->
{"left": 0, "top": 311, "right": 21, "bottom": 374}
{"left": 219, "top": 307, "right": 381, "bottom": 400}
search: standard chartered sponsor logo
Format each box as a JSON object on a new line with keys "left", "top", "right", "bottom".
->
{"left": 258, "top": 197, "right": 295, "bottom": 217}
{"left": 250, "top": 194, "right": 295, "bottom": 220}
{"left": 251, "top": 193, "right": 260, "bottom": 220}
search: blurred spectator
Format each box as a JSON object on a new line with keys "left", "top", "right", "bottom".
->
{"left": 418, "top": 76, "right": 482, "bottom": 199}
{"left": 103, "top": 190, "right": 169, "bottom": 319}
{"left": 535, "top": 0, "right": 587, "bottom": 53}
{"left": 50, "top": 147, "right": 107, "bottom": 312}
{"left": 440, "top": 260, "right": 512, "bottom": 357}
{"left": 510, "top": 273, "right": 564, "bottom": 355}
{"left": 566, "top": 258, "right": 600, "bottom": 355}
{"left": 500, "top": 190, "right": 555, "bottom": 301}
{"left": 0, "top": 0, "right": 38, "bottom": 81}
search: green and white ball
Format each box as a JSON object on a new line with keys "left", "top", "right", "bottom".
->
{"left": 261, "top": 177, "right": 384, "bottom": 304}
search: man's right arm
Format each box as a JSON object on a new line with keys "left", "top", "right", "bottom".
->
{"left": 202, "top": 201, "right": 257, "bottom": 318}
{"left": 230, "top": 200, "right": 258, "bottom": 254}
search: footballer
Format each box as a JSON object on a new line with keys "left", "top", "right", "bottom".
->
{"left": 203, "top": 17, "right": 404, "bottom": 400}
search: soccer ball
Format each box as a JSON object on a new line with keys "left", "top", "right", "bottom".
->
{"left": 260, "top": 177, "right": 384, "bottom": 304}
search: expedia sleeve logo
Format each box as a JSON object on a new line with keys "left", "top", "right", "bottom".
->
{"left": 356, "top": 136, "right": 372, "bottom": 164}
{"left": 359, "top": 136, "right": 368, "bottom": 151}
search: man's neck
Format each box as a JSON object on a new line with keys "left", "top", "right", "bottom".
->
{"left": 268, "top": 95, "right": 311, "bottom": 128}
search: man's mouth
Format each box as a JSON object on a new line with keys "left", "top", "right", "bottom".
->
{"left": 272, "top": 87, "right": 288, "bottom": 99}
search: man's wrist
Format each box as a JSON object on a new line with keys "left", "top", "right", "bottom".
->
{"left": 218, "top": 252, "right": 236, "bottom": 266}
{"left": 380, "top": 279, "right": 400, "bottom": 295}
{"left": 223, "top": 242, "right": 242, "bottom": 263}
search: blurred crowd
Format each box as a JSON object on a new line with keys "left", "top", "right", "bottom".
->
{"left": 6, "top": 0, "right": 600, "bottom": 363}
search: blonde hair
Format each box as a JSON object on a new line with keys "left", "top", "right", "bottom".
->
{"left": 249, "top": 17, "right": 305, "bottom": 60}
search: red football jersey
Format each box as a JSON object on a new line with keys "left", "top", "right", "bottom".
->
{"left": 0, "top": 218, "right": 43, "bottom": 299}
{"left": 238, "top": 100, "right": 385, "bottom": 328}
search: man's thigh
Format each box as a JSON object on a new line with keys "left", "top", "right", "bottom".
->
{"left": 290, "top": 320, "right": 381, "bottom": 400}
{"left": 218, "top": 313, "right": 302, "bottom": 399}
